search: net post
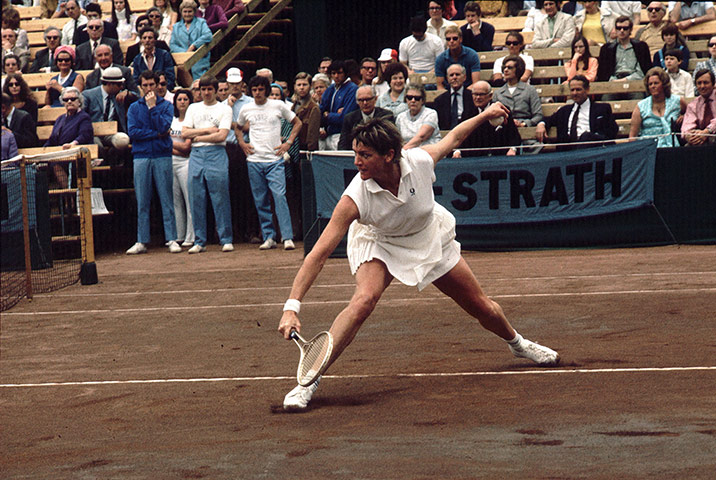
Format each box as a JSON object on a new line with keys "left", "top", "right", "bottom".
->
{"left": 19, "top": 155, "right": 34, "bottom": 300}
{"left": 76, "top": 147, "right": 98, "bottom": 285}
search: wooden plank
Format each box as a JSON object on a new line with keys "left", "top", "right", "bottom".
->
{"left": 172, "top": 52, "right": 194, "bottom": 66}
{"left": 541, "top": 100, "right": 640, "bottom": 117}
{"left": 533, "top": 80, "right": 644, "bottom": 97}
{"left": 494, "top": 31, "right": 533, "bottom": 46}
{"left": 21, "top": 70, "right": 93, "bottom": 89}
{"left": 518, "top": 118, "right": 632, "bottom": 140}
{"left": 680, "top": 19, "right": 716, "bottom": 37}
{"left": 19, "top": 144, "right": 99, "bottom": 157}
{"left": 37, "top": 121, "right": 117, "bottom": 141}
{"left": 38, "top": 107, "right": 67, "bottom": 124}
{"left": 28, "top": 31, "right": 48, "bottom": 47}
{"left": 16, "top": 6, "right": 43, "bottom": 20}
{"left": 21, "top": 17, "right": 71, "bottom": 32}
{"left": 487, "top": 16, "right": 526, "bottom": 32}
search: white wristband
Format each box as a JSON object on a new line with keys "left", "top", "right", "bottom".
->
{"left": 283, "top": 299, "right": 301, "bottom": 314}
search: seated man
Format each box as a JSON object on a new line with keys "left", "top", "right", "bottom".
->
{"left": 124, "top": 16, "right": 172, "bottom": 67}
{"left": 399, "top": 15, "right": 444, "bottom": 74}
{"left": 669, "top": 1, "right": 716, "bottom": 30}
{"left": 75, "top": 18, "right": 123, "bottom": 70}
{"left": 635, "top": 2, "right": 669, "bottom": 54}
{"left": 85, "top": 44, "right": 139, "bottom": 95}
{"left": 681, "top": 69, "right": 716, "bottom": 146}
{"left": 434, "top": 64, "right": 477, "bottom": 130}
{"left": 60, "top": 0, "right": 87, "bottom": 46}
{"left": 338, "top": 85, "right": 395, "bottom": 150}
{"left": 531, "top": 0, "right": 576, "bottom": 48}
{"left": 29, "top": 26, "right": 61, "bottom": 73}
{"left": 1, "top": 92, "right": 38, "bottom": 149}
{"left": 536, "top": 75, "right": 619, "bottom": 150}
{"left": 435, "top": 26, "right": 481, "bottom": 90}
{"left": 454, "top": 81, "right": 520, "bottom": 157}
{"left": 72, "top": 2, "right": 118, "bottom": 45}
{"left": 597, "top": 15, "right": 652, "bottom": 99}
{"left": 132, "top": 27, "right": 176, "bottom": 91}
{"left": 1, "top": 28, "right": 30, "bottom": 73}
{"left": 693, "top": 35, "right": 716, "bottom": 82}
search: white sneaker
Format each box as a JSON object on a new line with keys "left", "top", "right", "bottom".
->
{"left": 259, "top": 238, "right": 277, "bottom": 250}
{"left": 181, "top": 241, "right": 193, "bottom": 248}
{"left": 188, "top": 244, "right": 206, "bottom": 254}
{"left": 283, "top": 377, "right": 320, "bottom": 411}
{"left": 126, "top": 242, "right": 147, "bottom": 255}
{"left": 221, "top": 243, "right": 234, "bottom": 252}
{"left": 509, "top": 337, "right": 560, "bottom": 366}
{"left": 283, "top": 239, "right": 295, "bottom": 250}
{"left": 167, "top": 241, "right": 181, "bottom": 253}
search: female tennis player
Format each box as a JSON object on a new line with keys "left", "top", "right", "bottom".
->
{"left": 278, "top": 102, "right": 559, "bottom": 410}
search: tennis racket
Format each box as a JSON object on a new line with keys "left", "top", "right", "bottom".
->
{"left": 290, "top": 330, "right": 333, "bottom": 387}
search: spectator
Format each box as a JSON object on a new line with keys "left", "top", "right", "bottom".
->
{"left": 3, "top": 73, "right": 38, "bottom": 124}
{"left": 154, "top": 0, "right": 178, "bottom": 28}
{"left": 636, "top": 2, "right": 670, "bottom": 54}
{"left": 217, "top": 79, "right": 229, "bottom": 101}
{"left": 602, "top": 1, "right": 642, "bottom": 30}
{"left": 2, "top": 54, "right": 20, "bottom": 85}
{"left": 373, "top": 48, "right": 398, "bottom": 97}
{"left": 213, "top": 0, "right": 245, "bottom": 19}
{"left": 126, "top": 70, "right": 179, "bottom": 255}
{"left": 596, "top": 16, "right": 652, "bottom": 86}
{"left": 396, "top": 84, "right": 441, "bottom": 148}
{"left": 319, "top": 60, "right": 359, "bottom": 150}
{"left": 148, "top": 7, "right": 172, "bottom": 43}
{"left": 453, "top": 80, "right": 521, "bottom": 157}
{"left": 1, "top": 124, "right": 18, "bottom": 161}
{"left": 182, "top": 74, "right": 235, "bottom": 253}
{"left": 85, "top": 44, "right": 139, "bottom": 94}
{"left": 427, "top": 0, "right": 458, "bottom": 47}
{"left": 574, "top": 0, "right": 617, "bottom": 46}
{"left": 664, "top": 49, "right": 695, "bottom": 96}
{"left": 170, "top": 1, "right": 213, "bottom": 80}
{"left": 157, "top": 72, "right": 173, "bottom": 102}
{"left": 311, "top": 72, "right": 329, "bottom": 106}
{"left": 493, "top": 55, "right": 543, "bottom": 128}
{"left": 523, "top": 0, "right": 548, "bottom": 32}
{"left": 125, "top": 16, "right": 171, "bottom": 67}
{"left": 693, "top": 35, "right": 716, "bottom": 81}
{"left": 196, "top": 0, "right": 228, "bottom": 33}
{"left": 652, "top": 22, "right": 690, "bottom": 71}
{"left": 256, "top": 67, "right": 274, "bottom": 83}
{"left": 2, "top": 6, "right": 28, "bottom": 51}
{"left": 492, "top": 32, "right": 534, "bottom": 86}
{"left": 132, "top": 27, "right": 176, "bottom": 90}
{"left": 190, "top": 79, "right": 202, "bottom": 102}
{"left": 170, "top": 89, "right": 195, "bottom": 247}
{"left": 2, "top": 91, "right": 38, "bottom": 149}
{"left": 45, "top": 46, "right": 85, "bottom": 108}
{"left": 399, "top": 16, "right": 444, "bottom": 74}
{"left": 479, "top": 0, "right": 509, "bottom": 18}
{"left": 434, "top": 64, "right": 477, "bottom": 130}
{"left": 59, "top": 0, "right": 87, "bottom": 45}
{"left": 237, "top": 75, "right": 301, "bottom": 251}
{"left": 682, "top": 68, "right": 716, "bottom": 145}
{"left": 2, "top": 28, "right": 29, "bottom": 73}
{"left": 435, "top": 25, "right": 481, "bottom": 90}
{"left": 564, "top": 35, "right": 599, "bottom": 82}
{"left": 29, "top": 26, "right": 61, "bottom": 73}
{"left": 668, "top": 1, "right": 716, "bottom": 30}
{"left": 460, "top": 1, "right": 495, "bottom": 52}
{"left": 532, "top": 0, "right": 576, "bottom": 49}
{"left": 344, "top": 59, "right": 362, "bottom": 86}
{"left": 536, "top": 75, "right": 619, "bottom": 148}
{"left": 43, "top": 87, "right": 93, "bottom": 187}
{"left": 293, "top": 72, "right": 321, "bottom": 151}
{"left": 73, "top": 3, "right": 119, "bottom": 45}
{"left": 376, "top": 61, "right": 410, "bottom": 118}
{"left": 338, "top": 85, "right": 395, "bottom": 150}
{"left": 112, "top": 0, "right": 139, "bottom": 42}
{"left": 629, "top": 67, "right": 687, "bottom": 148}
{"left": 358, "top": 57, "right": 378, "bottom": 87}
{"left": 317, "top": 57, "right": 332, "bottom": 75}
{"left": 75, "top": 18, "right": 124, "bottom": 70}
{"left": 269, "top": 83, "right": 299, "bottom": 158}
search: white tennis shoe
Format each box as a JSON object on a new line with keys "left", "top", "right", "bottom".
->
{"left": 509, "top": 337, "right": 560, "bottom": 366}
{"left": 283, "top": 377, "right": 320, "bottom": 411}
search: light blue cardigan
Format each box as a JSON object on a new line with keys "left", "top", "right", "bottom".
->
{"left": 170, "top": 17, "right": 213, "bottom": 80}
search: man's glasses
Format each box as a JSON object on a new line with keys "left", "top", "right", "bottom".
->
{"left": 46, "top": 35, "right": 60, "bottom": 40}
{"left": 446, "top": 36, "right": 459, "bottom": 41}
{"left": 709, "top": 42, "right": 716, "bottom": 48}
{"left": 615, "top": 26, "right": 631, "bottom": 31}
{"left": 356, "top": 98, "right": 374, "bottom": 103}
{"left": 62, "top": 97, "right": 79, "bottom": 103}
{"left": 87, "top": 25, "right": 102, "bottom": 30}
{"left": 505, "top": 41, "right": 520, "bottom": 46}
{"left": 361, "top": 66, "right": 376, "bottom": 71}
{"left": 646, "top": 7, "right": 663, "bottom": 13}
{"left": 405, "top": 95, "right": 423, "bottom": 101}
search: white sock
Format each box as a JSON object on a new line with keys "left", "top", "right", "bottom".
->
{"left": 507, "top": 333, "right": 524, "bottom": 348}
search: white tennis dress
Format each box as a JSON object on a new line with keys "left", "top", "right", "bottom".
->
{"left": 343, "top": 148, "right": 461, "bottom": 290}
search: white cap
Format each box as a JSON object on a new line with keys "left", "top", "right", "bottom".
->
{"left": 226, "top": 67, "right": 243, "bottom": 83}
{"left": 377, "top": 48, "right": 396, "bottom": 62}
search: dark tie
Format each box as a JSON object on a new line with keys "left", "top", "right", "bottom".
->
{"left": 569, "top": 103, "right": 581, "bottom": 141}
{"left": 450, "top": 91, "right": 459, "bottom": 128}
{"left": 699, "top": 98, "right": 713, "bottom": 130}
{"left": 104, "top": 95, "right": 112, "bottom": 121}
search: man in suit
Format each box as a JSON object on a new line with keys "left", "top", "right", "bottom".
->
{"left": 29, "top": 27, "right": 61, "bottom": 73}
{"left": 535, "top": 75, "right": 619, "bottom": 150}
{"left": 72, "top": 3, "right": 118, "bottom": 45}
{"left": 1, "top": 28, "right": 30, "bottom": 73}
{"left": 454, "top": 81, "right": 521, "bottom": 157}
{"left": 131, "top": 27, "right": 176, "bottom": 91}
{"left": 85, "top": 44, "right": 139, "bottom": 95}
{"left": 75, "top": 18, "right": 123, "bottom": 70}
{"left": 532, "top": 0, "right": 576, "bottom": 48}
{"left": 2, "top": 93, "right": 38, "bottom": 149}
{"left": 434, "top": 64, "right": 478, "bottom": 131}
{"left": 337, "top": 85, "right": 394, "bottom": 150}
{"left": 124, "top": 16, "right": 171, "bottom": 67}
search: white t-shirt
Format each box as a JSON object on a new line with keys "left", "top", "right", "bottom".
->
{"left": 237, "top": 98, "right": 296, "bottom": 163}
{"left": 399, "top": 33, "right": 445, "bottom": 73}
{"left": 184, "top": 101, "right": 233, "bottom": 148}
{"left": 396, "top": 107, "right": 441, "bottom": 146}
{"left": 170, "top": 116, "right": 189, "bottom": 163}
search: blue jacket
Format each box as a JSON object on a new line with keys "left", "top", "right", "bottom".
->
{"left": 131, "top": 48, "right": 176, "bottom": 90}
{"left": 319, "top": 80, "right": 358, "bottom": 136}
{"left": 127, "top": 95, "right": 173, "bottom": 158}
{"left": 170, "top": 17, "right": 213, "bottom": 80}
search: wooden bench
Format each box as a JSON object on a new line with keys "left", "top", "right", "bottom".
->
{"left": 18, "top": 144, "right": 99, "bottom": 157}
{"left": 517, "top": 118, "right": 632, "bottom": 140}
{"left": 36, "top": 121, "right": 119, "bottom": 142}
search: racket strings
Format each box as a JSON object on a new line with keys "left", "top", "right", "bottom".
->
{"left": 299, "top": 335, "right": 330, "bottom": 382}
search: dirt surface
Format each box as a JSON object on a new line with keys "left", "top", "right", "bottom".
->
{"left": 2, "top": 243, "right": 715, "bottom": 479}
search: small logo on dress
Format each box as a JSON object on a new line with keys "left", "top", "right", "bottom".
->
{"left": 409, "top": 188, "right": 416, "bottom": 196}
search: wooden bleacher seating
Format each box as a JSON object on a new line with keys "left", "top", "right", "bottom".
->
{"left": 18, "top": 144, "right": 99, "bottom": 158}
{"left": 36, "top": 121, "right": 118, "bottom": 142}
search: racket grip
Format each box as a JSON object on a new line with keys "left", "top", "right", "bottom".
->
{"left": 289, "top": 330, "right": 298, "bottom": 340}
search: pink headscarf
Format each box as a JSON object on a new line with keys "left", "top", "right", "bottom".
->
{"left": 54, "top": 45, "right": 76, "bottom": 63}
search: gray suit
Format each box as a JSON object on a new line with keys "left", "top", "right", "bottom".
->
{"left": 82, "top": 85, "right": 130, "bottom": 133}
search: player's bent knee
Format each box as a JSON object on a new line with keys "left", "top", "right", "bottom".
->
{"left": 349, "top": 291, "right": 381, "bottom": 318}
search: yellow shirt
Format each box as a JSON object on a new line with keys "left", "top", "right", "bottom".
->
{"left": 581, "top": 12, "right": 606, "bottom": 45}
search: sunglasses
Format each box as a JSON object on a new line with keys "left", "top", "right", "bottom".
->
{"left": 503, "top": 65, "right": 516, "bottom": 70}
{"left": 87, "top": 25, "right": 102, "bottom": 30}
{"left": 361, "top": 66, "right": 376, "bottom": 71}
{"left": 446, "top": 36, "right": 459, "bottom": 41}
{"left": 709, "top": 43, "right": 716, "bottom": 47}
{"left": 7, "top": 82, "right": 20, "bottom": 86}
{"left": 615, "top": 26, "right": 631, "bottom": 31}
{"left": 62, "top": 97, "right": 79, "bottom": 102}
{"left": 405, "top": 95, "right": 423, "bottom": 101}
{"left": 46, "top": 35, "right": 60, "bottom": 40}
{"left": 57, "top": 57, "right": 72, "bottom": 63}
{"left": 149, "top": 14, "right": 161, "bottom": 18}
{"left": 428, "top": 6, "right": 442, "bottom": 10}
{"left": 646, "top": 7, "right": 663, "bottom": 12}
{"left": 505, "top": 41, "right": 521, "bottom": 46}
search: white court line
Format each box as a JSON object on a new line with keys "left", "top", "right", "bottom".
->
{"left": 2, "top": 366, "right": 715, "bottom": 388}
{"left": 5, "top": 287, "right": 716, "bottom": 316}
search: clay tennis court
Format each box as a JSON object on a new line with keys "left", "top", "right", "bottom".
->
{"left": 2, "top": 243, "right": 715, "bottom": 478}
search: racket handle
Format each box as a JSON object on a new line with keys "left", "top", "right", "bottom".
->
{"left": 289, "top": 330, "right": 298, "bottom": 340}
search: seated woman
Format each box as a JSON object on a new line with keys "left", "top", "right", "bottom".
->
{"left": 573, "top": 0, "right": 616, "bottom": 46}
{"left": 372, "top": 48, "right": 398, "bottom": 97}
{"left": 2, "top": 6, "right": 29, "bottom": 50}
{"left": 653, "top": 22, "right": 690, "bottom": 71}
{"left": 564, "top": 35, "right": 598, "bottom": 83}
{"left": 396, "top": 84, "right": 441, "bottom": 148}
{"left": 44, "top": 46, "right": 85, "bottom": 108}
{"left": 154, "top": 0, "right": 178, "bottom": 29}
{"left": 195, "top": 0, "right": 228, "bottom": 33}
{"left": 148, "top": 6, "right": 173, "bottom": 43}
{"left": 111, "top": 0, "right": 138, "bottom": 42}
{"left": 2, "top": 73, "right": 38, "bottom": 124}
{"left": 376, "top": 61, "right": 409, "bottom": 118}
{"left": 493, "top": 55, "right": 542, "bottom": 128}
{"left": 491, "top": 31, "right": 533, "bottom": 86}
{"left": 629, "top": 67, "right": 688, "bottom": 148}
{"left": 44, "top": 87, "right": 94, "bottom": 187}
{"left": 170, "top": 0, "right": 213, "bottom": 80}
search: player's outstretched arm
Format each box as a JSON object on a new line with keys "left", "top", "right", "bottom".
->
{"left": 278, "top": 196, "right": 360, "bottom": 339}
